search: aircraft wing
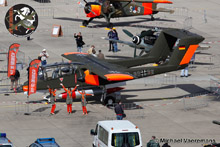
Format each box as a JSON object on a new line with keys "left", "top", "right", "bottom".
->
{"left": 102, "top": 37, "right": 135, "bottom": 47}
{"left": 62, "top": 52, "right": 135, "bottom": 81}
{"left": 102, "top": 37, "right": 151, "bottom": 51}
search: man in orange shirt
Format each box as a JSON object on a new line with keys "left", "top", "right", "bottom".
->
{"left": 78, "top": 89, "right": 94, "bottom": 115}
{"left": 60, "top": 83, "right": 78, "bottom": 114}
{"left": 48, "top": 87, "right": 57, "bottom": 115}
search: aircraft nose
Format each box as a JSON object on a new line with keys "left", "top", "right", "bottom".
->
{"left": 84, "top": 4, "right": 91, "bottom": 14}
{"left": 132, "top": 36, "right": 141, "bottom": 45}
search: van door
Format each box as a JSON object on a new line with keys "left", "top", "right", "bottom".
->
{"left": 97, "top": 125, "right": 108, "bottom": 147}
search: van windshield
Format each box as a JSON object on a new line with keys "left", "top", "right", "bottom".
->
{"left": 111, "top": 132, "right": 140, "bottom": 147}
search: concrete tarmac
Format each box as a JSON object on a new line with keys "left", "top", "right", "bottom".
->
{"left": 0, "top": 0, "right": 220, "bottom": 146}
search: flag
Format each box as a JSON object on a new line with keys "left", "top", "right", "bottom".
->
{"left": 28, "top": 59, "right": 41, "bottom": 96}
{"left": 179, "top": 46, "right": 186, "bottom": 50}
{"left": 7, "top": 43, "right": 20, "bottom": 77}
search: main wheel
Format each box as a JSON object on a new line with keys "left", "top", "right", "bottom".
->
{"left": 82, "top": 20, "right": 88, "bottom": 27}
{"left": 104, "top": 96, "right": 115, "bottom": 106}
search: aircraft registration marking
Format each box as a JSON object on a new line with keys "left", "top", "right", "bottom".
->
{"left": 133, "top": 69, "right": 154, "bottom": 78}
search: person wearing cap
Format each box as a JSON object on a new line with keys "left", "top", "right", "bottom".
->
{"left": 39, "top": 49, "right": 49, "bottom": 66}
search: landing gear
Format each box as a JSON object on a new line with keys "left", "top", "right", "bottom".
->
{"left": 104, "top": 96, "right": 115, "bottom": 106}
{"left": 150, "top": 15, "right": 155, "bottom": 21}
{"left": 82, "top": 18, "right": 94, "bottom": 27}
{"left": 82, "top": 20, "right": 88, "bottom": 27}
{"left": 107, "top": 23, "right": 113, "bottom": 29}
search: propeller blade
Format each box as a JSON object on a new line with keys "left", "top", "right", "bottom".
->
{"left": 122, "top": 29, "right": 134, "bottom": 38}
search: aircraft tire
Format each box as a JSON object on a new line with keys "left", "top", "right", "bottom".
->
{"left": 104, "top": 96, "right": 115, "bottom": 106}
{"left": 83, "top": 20, "right": 88, "bottom": 27}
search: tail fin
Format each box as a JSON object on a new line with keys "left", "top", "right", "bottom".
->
{"left": 165, "top": 29, "right": 204, "bottom": 67}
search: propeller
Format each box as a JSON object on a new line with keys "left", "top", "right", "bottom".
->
{"left": 122, "top": 29, "right": 134, "bottom": 38}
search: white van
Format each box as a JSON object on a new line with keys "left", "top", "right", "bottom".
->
{"left": 90, "top": 120, "right": 142, "bottom": 147}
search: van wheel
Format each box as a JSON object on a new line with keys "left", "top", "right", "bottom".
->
{"left": 105, "top": 96, "right": 115, "bottom": 106}
{"left": 92, "top": 144, "right": 96, "bottom": 147}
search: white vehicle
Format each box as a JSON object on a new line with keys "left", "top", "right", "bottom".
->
{"left": 90, "top": 120, "right": 142, "bottom": 147}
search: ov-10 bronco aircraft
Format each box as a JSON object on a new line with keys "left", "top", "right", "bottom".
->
{"left": 79, "top": 0, "right": 174, "bottom": 27}
{"left": 22, "top": 29, "right": 204, "bottom": 105}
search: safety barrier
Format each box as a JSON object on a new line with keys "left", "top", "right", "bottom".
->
{"left": 209, "top": 79, "right": 220, "bottom": 98}
{"left": 105, "top": 103, "right": 145, "bottom": 120}
{"left": 35, "top": 7, "right": 54, "bottom": 18}
{"left": 144, "top": 73, "right": 177, "bottom": 87}
{"left": 209, "top": 54, "right": 220, "bottom": 70}
{"left": 182, "top": 95, "right": 209, "bottom": 111}
{"left": 163, "top": 7, "right": 189, "bottom": 18}
{"left": 15, "top": 101, "right": 51, "bottom": 116}
{"left": 0, "top": 75, "right": 10, "bottom": 94}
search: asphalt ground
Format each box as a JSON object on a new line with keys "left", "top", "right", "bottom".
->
{"left": 0, "top": 0, "right": 220, "bottom": 146}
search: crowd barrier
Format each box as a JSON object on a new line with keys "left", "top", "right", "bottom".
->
{"left": 35, "top": 7, "right": 54, "bottom": 18}
{"left": 209, "top": 79, "right": 220, "bottom": 98}
{"left": 105, "top": 103, "right": 145, "bottom": 120}
{"left": 144, "top": 73, "right": 177, "bottom": 88}
{"left": 182, "top": 95, "right": 209, "bottom": 111}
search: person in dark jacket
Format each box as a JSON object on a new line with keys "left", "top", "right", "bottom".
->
{"left": 114, "top": 101, "right": 124, "bottom": 120}
{"left": 74, "top": 32, "right": 84, "bottom": 52}
{"left": 147, "top": 136, "right": 160, "bottom": 147}
{"left": 107, "top": 28, "right": 114, "bottom": 52}
{"left": 112, "top": 29, "right": 119, "bottom": 52}
{"left": 10, "top": 69, "right": 20, "bottom": 92}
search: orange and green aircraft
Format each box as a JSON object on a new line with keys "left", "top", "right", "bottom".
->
{"left": 79, "top": 0, "right": 174, "bottom": 27}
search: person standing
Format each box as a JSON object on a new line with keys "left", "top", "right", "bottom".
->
{"left": 147, "top": 136, "right": 160, "bottom": 147}
{"left": 49, "top": 87, "right": 57, "bottom": 115}
{"left": 74, "top": 32, "right": 84, "bottom": 53}
{"left": 87, "top": 45, "right": 95, "bottom": 54}
{"left": 112, "top": 29, "right": 119, "bottom": 52}
{"left": 107, "top": 28, "right": 114, "bottom": 52}
{"left": 180, "top": 65, "right": 189, "bottom": 77}
{"left": 97, "top": 50, "right": 105, "bottom": 59}
{"left": 78, "top": 90, "right": 94, "bottom": 115}
{"left": 39, "top": 49, "right": 49, "bottom": 66}
{"left": 114, "top": 101, "right": 124, "bottom": 120}
{"left": 10, "top": 69, "right": 20, "bottom": 92}
{"left": 60, "top": 83, "right": 78, "bottom": 114}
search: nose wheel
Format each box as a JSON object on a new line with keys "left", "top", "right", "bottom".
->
{"left": 82, "top": 20, "right": 88, "bottom": 27}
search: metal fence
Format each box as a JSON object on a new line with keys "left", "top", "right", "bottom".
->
{"left": 210, "top": 79, "right": 220, "bottom": 98}
{"left": 144, "top": 73, "right": 177, "bottom": 87}
{"left": 182, "top": 95, "right": 209, "bottom": 111}
{"left": 15, "top": 101, "right": 51, "bottom": 116}
{"left": 105, "top": 103, "right": 145, "bottom": 120}
{"left": 0, "top": 75, "right": 10, "bottom": 94}
{"left": 35, "top": 7, "right": 54, "bottom": 18}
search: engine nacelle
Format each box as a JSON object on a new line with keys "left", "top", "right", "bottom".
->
{"left": 84, "top": 3, "right": 101, "bottom": 18}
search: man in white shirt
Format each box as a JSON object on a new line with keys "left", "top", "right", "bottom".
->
{"left": 39, "top": 49, "right": 49, "bottom": 65}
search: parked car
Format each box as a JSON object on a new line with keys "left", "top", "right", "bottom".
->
{"left": 0, "top": 133, "right": 13, "bottom": 147}
{"left": 29, "top": 138, "right": 60, "bottom": 147}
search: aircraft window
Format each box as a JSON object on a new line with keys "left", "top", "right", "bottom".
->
{"left": 52, "top": 68, "right": 60, "bottom": 79}
{"left": 38, "top": 67, "right": 44, "bottom": 80}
